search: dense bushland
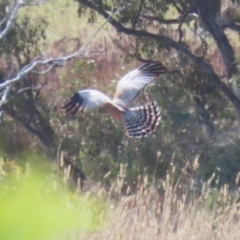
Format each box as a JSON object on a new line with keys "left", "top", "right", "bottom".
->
{"left": 1, "top": 0, "right": 240, "bottom": 187}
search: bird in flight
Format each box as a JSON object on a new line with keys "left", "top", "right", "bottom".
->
{"left": 63, "top": 62, "right": 167, "bottom": 138}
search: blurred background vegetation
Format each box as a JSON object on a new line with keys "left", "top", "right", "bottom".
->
{"left": 0, "top": 155, "right": 108, "bottom": 240}
{"left": 2, "top": 0, "right": 239, "bottom": 187}
{"left": 1, "top": 0, "right": 240, "bottom": 238}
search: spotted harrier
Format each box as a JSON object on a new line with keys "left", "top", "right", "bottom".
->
{"left": 63, "top": 62, "right": 166, "bottom": 138}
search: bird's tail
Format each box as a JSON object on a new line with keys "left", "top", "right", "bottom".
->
{"left": 124, "top": 102, "right": 160, "bottom": 138}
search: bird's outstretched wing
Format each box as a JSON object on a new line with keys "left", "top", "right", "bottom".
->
{"left": 63, "top": 89, "right": 116, "bottom": 115}
{"left": 113, "top": 62, "right": 167, "bottom": 107}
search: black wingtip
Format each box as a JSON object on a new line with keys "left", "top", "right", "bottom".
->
{"left": 63, "top": 93, "right": 84, "bottom": 115}
{"left": 138, "top": 61, "right": 168, "bottom": 75}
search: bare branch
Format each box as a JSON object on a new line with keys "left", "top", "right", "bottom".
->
{"left": 220, "top": 22, "right": 240, "bottom": 32}
{"left": 0, "top": 17, "right": 108, "bottom": 91}
{"left": 0, "top": 57, "right": 62, "bottom": 90}
{"left": 16, "top": 84, "right": 45, "bottom": 94}
{"left": 0, "top": 0, "right": 26, "bottom": 41}
{"left": 31, "top": 65, "right": 57, "bottom": 75}
{"left": 0, "top": 84, "right": 11, "bottom": 107}
{"left": 142, "top": 12, "right": 240, "bottom": 32}
{"left": 0, "top": 12, "right": 108, "bottom": 125}
{"left": 0, "top": 62, "right": 15, "bottom": 121}
{"left": 177, "top": 12, "right": 190, "bottom": 43}
{"left": 140, "top": 12, "right": 199, "bottom": 25}
{"left": 79, "top": 17, "right": 110, "bottom": 52}
{"left": 0, "top": 84, "right": 11, "bottom": 122}
{"left": 132, "top": 0, "right": 143, "bottom": 29}
{"left": 0, "top": 83, "right": 45, "bottom": 112}
{"left": 76, "top": 0, "right": 240, "bottom": 114}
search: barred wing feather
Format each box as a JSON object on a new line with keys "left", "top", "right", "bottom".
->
{"left": 124, "top": 102, "right": 161, "bottom": 138}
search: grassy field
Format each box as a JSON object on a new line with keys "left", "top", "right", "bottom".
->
{"left": 84, "top": 185, "right": 240, "bottom": 240}
{"left": 1, "top": 158, "right": 240, "bottom": 240}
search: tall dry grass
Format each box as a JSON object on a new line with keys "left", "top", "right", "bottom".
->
{"left": 1, "top": 155, "right": 240, "bottom": 240}
{"left": 81, "top": 173, "right": 240, "bottom": 240}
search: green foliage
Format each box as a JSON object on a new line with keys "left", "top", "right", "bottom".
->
{"left": 0, "top": 156, "right": 108, "bottom": 240}
{"left": 1, "top": 0, "right": 240, "bottom": 199}
{"left": 73, "top": 0, "right": 240, "bottom": 190}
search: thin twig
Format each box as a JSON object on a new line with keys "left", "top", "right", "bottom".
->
{"left": 0, "top": 0, "right": 26, "bottom": 40}
{"left": 0, "top": 18, "right": 108, "bottom": 91}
